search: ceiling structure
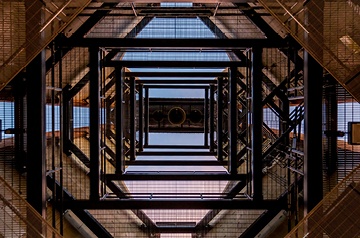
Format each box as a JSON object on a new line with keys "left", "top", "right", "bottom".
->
{"left": 41, "top": 2, "right": 299, "bottom": 237}
{"left": 1, "top": 0, "right": 360, "bottom": 237}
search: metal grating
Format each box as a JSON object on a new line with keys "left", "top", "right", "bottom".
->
{"left": 0, "top": 0, "right": 90, "bottom": 91}
{"left": 258, "top": 0, "right": 360, "bottom": 101}
{"left": 285, "top": 163, "right": 360, "bottom": 238}
{"left": 83, "top": 3, "right": 267, "bottom": 39}
{"left": 0, "top": 175, "right": 62, "bottom": 238}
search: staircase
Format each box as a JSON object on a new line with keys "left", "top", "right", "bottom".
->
{"left": 0, "top": 0, "right": 90, "bottom": 91}
{"left": 0, "top": 175, "right": 62, "bottom": 237}
{"left": 258, "top": 0, "right": 360, "bottom": 101}
{"left": 286, "top": 163, "right": 360, "bottom": 238}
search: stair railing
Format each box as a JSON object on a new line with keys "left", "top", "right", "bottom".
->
{"left": 257, "top": 0, "right": 360, "bottom": 101}
{"left": 0, "top": 175, "right": 62, "bottom": 237}
{"left": 285, "top": 163, "right": 360, "bottom": 238}
{"left": 0, "top": 0, "right": 90, "bottom": 91}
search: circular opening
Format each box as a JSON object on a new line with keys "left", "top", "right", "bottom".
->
{"left": 168, "top": 107, "right": 186, "bottom": 125}
{"left": 189, "top": 109, "right": 203, "bottom": 123}
{"left": 152, "top": 110, "right": 164, "bottom": 122}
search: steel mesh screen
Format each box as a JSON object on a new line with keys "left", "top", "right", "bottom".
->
{"left": 0, "top": 0, "right": 90, "bottom": 91}
{"left": 286, "top": 163, "right": 360, "bottom": 238}
{"left": 258, "top": 0, "right": 360, "bottom": 101}
{"left": 0, "top": 175, "right": 62, "bottom": 238}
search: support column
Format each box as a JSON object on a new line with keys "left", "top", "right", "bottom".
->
{"left": 204, "top": 88, "right": 209, "bottom": 147}
{"left": 115, "top": 67, "right": 124, "bottom": 174}
{"left": 303, "top": 51, "right": 323, "bottom": 215}
{"left": 217, "top": 77, "right": 223, "bottom": 161}
{"left": 13, "top": 76, "right": 26, "bottom": 174}
{"left": 251, "top": 48, "right": 263, "bottom": 201}
{"left": 229, "top": 67, "right": 238, "bottom": 175}
{"left": 89, "top": 47, "right": 101, "bottom": 201}
{"left": 209, "top": 85, "right": 215, "bottom": 152}
{"left": 324, "top": 76, "right": 338, "bottom": 189}
{"left": 139, "top": 84, "right": 144, "bottom": 152}
{"left": 25, "top": 0, "right": 46, "bottom": 223}
{"left": 26, "top": 51, "right": 47, "bottom": 217}
{"left": 144, "top": 87, "right": 150, "bottom": 147}
{"left": 62, "top": 85, "right": 72, "bottom": 156}
{"left": 129, "top": 77, "right": 136, "bottom": 160}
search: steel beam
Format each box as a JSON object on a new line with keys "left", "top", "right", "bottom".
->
{"left": 137, "top": 151, "right": 216, "bottom": 156}
{"left": 229, "top": 67, "right": 238, "bottom": 175}
{"left": 106, "top": 173, "right": 247, "bottom": 181}
{"left": 115, "top": 67, "right": 125, "bottom": 174}
{"left": 26, "top": 51, "right": 47, "bottom": 218}
{"left": 63, "top": 38, "right": 286, "bottom": 49}
{"left": 137, "top": 79, "right": 216, "bottom": 84}
{"left": 148, "top": 127, "right": 204, "bottom": 133}
{"left": 46, "top": 176, "right": 112, "bottom": 238}
{"left": 130, "top": 77, "right": 136, "bottom": 160}
{"left": 303, "top": 51, "right": 323, "bottom": 215}
{"left": 217, "top": 77, "right": 223, "bottom": 161}
{"left": 13, "top": 77, "right": 26, "bottom": 173}
{"left": 149, "top": 98, "right": 204, "bottom": 105}
{"left": 47, "top": 2, "right": 119, "bottom": 72}
{"left": 210, "top": 85, "right": 215, "bottom": 152}
{"left": 95, "top": 0, "right": 256, "bottom": 3}
{"left": 144, "top": 145, "right": 208, "bottom": 149}
{"left": 126, "top": 72, "right": 227, "bottom": 78}
{"left": 125, "top": 160, "right": 227, "bottom": 166}
{"left": 89, "top": 47, "right": 101, "bottom": 201}
{"left": 143, "top": 85, "right": 209, "bottom": 89}
{"left": 204, "top": 88, "right": 209, "bottom": 147}
{"left": 104, "top": 60, "right": 245, "bottom": 68}
{"left": 251, "top": 48, "right": 263, "bottom": 201}
{"left": 144, "top": 87, "right": 150, "bottom": 146}
{"left": 64, "top": 199, "right": 283, "bottom": 210}
{"left": 139, "top": 84, "right": 144, "bottom": 152}
{"left": 324, "top": 76, "right": 338, "bottom": 176}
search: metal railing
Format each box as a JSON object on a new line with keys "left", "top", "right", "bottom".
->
{"left": 0, "top": 0, "right": 90, "bottom": 91}
{"left": 258, "top": 0, "right": 360, "bottom": 101}
{"left": 0, "top": 175, "right": 62, "bottom": 237}
{"left": 285, "top": 163, "right": 360, "bottom": 238}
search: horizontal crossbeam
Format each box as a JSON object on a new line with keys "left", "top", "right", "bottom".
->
{"left": 136, "top": 79, "right": 217, "bottom": 84}
{"left": 125, "top": 160, "right": 227, "bottom": 166}
{"left": 64, "top": 199, "right": 283, "bottom": 210}
{"left": 104, "top": 60, "right": 245, "bottom": 68}
{"left": 62, "top": 38, "right": 285, "bottom": 49}
{"left": 126, "top": 72, "right": 227, "bottom": 78}
{"left": 106, "top": 173, "right": 247, "bottom": 181}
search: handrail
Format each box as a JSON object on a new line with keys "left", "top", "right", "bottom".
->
{"left": 0, "top": 0, "right": 91, "bottom": 91}
{"left": 0, "top": 175, "right": 62, "bottom": 237}
{"left": 285, "top": 163, "right": 360, "bottom": 237}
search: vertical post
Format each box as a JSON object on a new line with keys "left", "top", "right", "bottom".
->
{"left": 324, "top": 76, "right": 338, "bottom": 185}
{"left": 62, "top": 85, "right": 72, "bottom": 156}
{"left": 13, "top": 77, "right": 26, "bottom": 174}
{"left": 303, "top": 51, "right": 323, "bottom": 215}
{"left": 251, "top": 48, "right": 263, "bottom": 201}
{"left": 58, "top": 45, "right": 64, "bottom": 235}
{"left": 144, "top": 87, "right": 150, "bottom": 147}
{"left": 139, "top": 84, "right": 144, "bottom": 152}
{"left": 209, "top": 85, "right": 215, "bottom": 152}
{"left": 89, "top": 47, "right": 100, "bottom": 201}
{"left": 26, "top": 51, "right": 47, "bottom": 218}
{"left": 25, "top": 1, "right": 46, "bottom": 224}
{"left": 229, "top": 67, "right": 238, "bottom": 175}
{"left": 115, "top": 67, "right": 124, "bottom": 174}
{"left": 204, "top": 87, "right": 209, "bottom": 147}
{"left": 217, "top": 77, "right": 223, "bottom": 161}
{"left": 303, "top": 0, "right": 324, "bottom": 217}
{"left": 130, "top": 77, "right": 136, "bottom": 160}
